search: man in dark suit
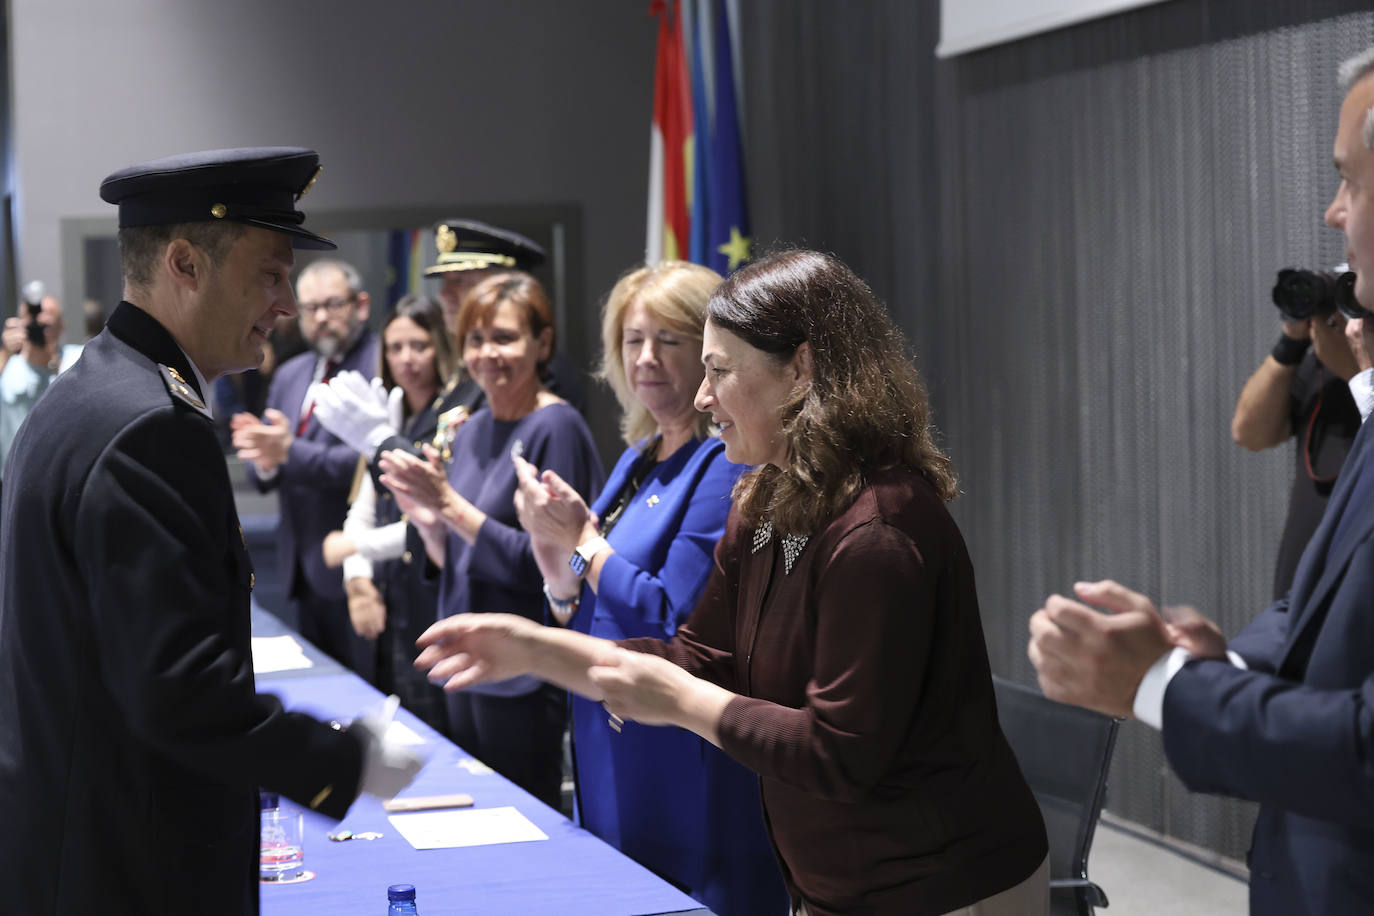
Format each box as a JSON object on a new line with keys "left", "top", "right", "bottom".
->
{"left": 1029, "top": 48, "right": 1374, "bottom": 915}
{"left": 234, "top": 259, "right": 379, "bottom": 678}
{"left": 0, "top": 147, "right": 419, "bottom": 915}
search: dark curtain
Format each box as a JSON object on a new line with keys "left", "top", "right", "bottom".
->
{"left": 740, "top": 0, "right": 1374, "bottom": 864}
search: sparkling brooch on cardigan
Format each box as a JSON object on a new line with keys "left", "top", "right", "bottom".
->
{"left": 751, "top": 520, "right": 809, "bottom": 575}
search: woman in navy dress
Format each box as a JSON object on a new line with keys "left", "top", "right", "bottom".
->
{"left": 380, "top": 272, "right": 604, "bottom": 808}
{"left": 513, "top": 262, "right": 785, "bottom": 916}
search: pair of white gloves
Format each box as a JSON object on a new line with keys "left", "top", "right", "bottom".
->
{"left": 308, "top": 370, "right": 406, "bottom": 457}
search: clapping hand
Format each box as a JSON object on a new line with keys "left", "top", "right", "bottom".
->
{"left": 513, "top": 455, "right": 597, "bottom": 550}
{"left": 311, "top": 371, "right": 401, "bottom": 455}
{"left": 1027, "top": 580, "right": 1177, "bottom": 719}
{"left": 379, "top": 444, "right": 453, "bottom": 517}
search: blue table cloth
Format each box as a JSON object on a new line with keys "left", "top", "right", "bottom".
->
{"left": 252, "top": 606, "right": 709, "bottom": 916}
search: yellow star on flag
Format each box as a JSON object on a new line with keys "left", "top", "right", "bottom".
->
{"left": 717, "top": 226, "right": 753, "bottom": 271}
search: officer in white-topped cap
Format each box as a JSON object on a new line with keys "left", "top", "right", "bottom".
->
{"left": 0, "top": 147, "right": 421, "bottom": 915}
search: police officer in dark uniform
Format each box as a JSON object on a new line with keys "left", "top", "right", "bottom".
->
{"left": 311, "top": 219, "right": 587, "bottom": 471}
{"left": 0, "top": 147, "right": 421, "bottom": 915}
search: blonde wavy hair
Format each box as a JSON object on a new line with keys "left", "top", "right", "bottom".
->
{"left": 598, "top": 261, "right": 722, "bottom": 447}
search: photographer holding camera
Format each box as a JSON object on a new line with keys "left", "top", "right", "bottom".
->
{"left": 1232, "top": 268, "right": 1363, "bottom": 599}
{"left": 0, "top": 286, "right": 82, "bottom": 495}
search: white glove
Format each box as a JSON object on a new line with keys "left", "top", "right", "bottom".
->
{"left": 351, "top": 696, "right": 425, "bottom": 800}
{"left": 386, "top": 383, "right": 405, "bottom": 434}
{"left": 309, "top": 371, "right": 397, "bottom": 455}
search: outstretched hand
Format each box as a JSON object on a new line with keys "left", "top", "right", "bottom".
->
{"left": 414, "top": 613, "right": 541, "bottom": 691}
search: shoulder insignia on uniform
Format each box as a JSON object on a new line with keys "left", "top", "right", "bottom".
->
{"left": 158, "top": 363, "right": 207, "bottom": 412}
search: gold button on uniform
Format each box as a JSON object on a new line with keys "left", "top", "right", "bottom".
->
{"left": 402, "top": 550, "right": 413, "bottom": 564}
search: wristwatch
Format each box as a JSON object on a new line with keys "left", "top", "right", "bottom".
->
{"left": 569, "top": 536, "right": 611, "bottom": 578}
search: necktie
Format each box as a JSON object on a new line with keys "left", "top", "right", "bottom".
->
{"left": 296, "top": 359, "right": 338, "bottom": 435}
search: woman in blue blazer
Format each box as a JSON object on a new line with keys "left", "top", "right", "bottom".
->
{"left": 514, "top": 262, "right": 786, "bottom": 916}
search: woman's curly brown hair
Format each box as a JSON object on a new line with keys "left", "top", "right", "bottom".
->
{"left": 709, "top": 250, "right": 958, "bottom": 535}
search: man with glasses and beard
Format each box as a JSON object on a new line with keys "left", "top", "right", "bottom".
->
{"left": 233, "top": 259, "right": 380, "bottom": 678}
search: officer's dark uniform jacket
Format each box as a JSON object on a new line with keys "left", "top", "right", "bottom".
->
{"left": 0, "top": 301, "right": 363, "bottom": 915}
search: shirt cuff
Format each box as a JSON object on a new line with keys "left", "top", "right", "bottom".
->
{"left": 1132, "top": 647, "right": 1249, "bottom": 729}
{"left": 355, "top": 520, "right": 407, "bottom": 563}
{"left": 255, "top": 463, "right": 280, "bottom": 483}
{"left": 1349, "top": 368, "right": 1374, "bottom": 423}
{"left": 342, "top": 554, "right": 373, "bottom": 582}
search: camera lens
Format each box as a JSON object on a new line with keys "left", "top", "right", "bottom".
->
{"left": 1273, "top": 268, "right": 1337, "bottom": 321}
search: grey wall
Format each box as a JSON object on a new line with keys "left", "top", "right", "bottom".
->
{"left": 10, "top": 0, "right": 657, "bottom": 457}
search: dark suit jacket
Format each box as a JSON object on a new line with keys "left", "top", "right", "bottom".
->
{"left": 1163, "top": 415, "right": 1374, "bottom": 915}
{"left": 624, "top": 468, "right": 1047, "bottom": 915}
{"left": 249, "top": 330, "right": 378, "bottom": 602}
{"left": 0, "top": 301, "right": 363, "bottom": 915}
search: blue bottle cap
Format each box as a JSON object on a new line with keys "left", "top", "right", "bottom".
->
{"left": 388, "top": 884, "right": 417, "bottom": 902}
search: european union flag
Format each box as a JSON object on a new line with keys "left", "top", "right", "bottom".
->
{"left": 705, "top": 0, "right": 751, "bottom": 275}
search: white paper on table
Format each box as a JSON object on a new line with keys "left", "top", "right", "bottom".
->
{"left": 385, "top": 720, "right": 426, "bottom": 746}
{"left": 387, "top": 806, "right": 549, "bottom": 850}
{"left": 251, "top": 635, "right": 313, "bottom": 673}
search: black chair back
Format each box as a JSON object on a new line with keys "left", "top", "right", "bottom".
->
{"left": 992, "top": 675, "right": 1118, "bottom": 916}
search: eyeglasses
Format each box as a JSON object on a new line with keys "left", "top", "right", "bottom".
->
{"left": 301, "top": 296, "right": 356, "bottom": 315}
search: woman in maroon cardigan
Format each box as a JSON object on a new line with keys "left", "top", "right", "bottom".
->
{"left": 415, "top": 250, "right": 1048, "bottom": 915}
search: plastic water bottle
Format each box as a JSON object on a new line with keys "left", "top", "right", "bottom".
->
{"left": 388, "top": 884, "right": 420, "bottom": 914}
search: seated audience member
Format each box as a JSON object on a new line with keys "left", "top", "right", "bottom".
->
{"left": 380, "top": 272, "right": 604, "bottom": 809}
{"left": 321, "top": 294, "right": 457, "bottom": 734}
{"left": 414, "top": 250, "right": 1049, "bottom": 915}
{"left": 514, "top": 261, "right": 785, "bottom": 916}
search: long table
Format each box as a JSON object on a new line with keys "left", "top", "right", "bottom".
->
{"left": 252, "top": 607, "right": 710, "bottom": 916}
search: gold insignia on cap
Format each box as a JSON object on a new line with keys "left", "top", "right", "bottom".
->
{"left": 210, "top": 203, "right": 227, "bottom": 219}
{"left": 297, "top": 164, "right": 322, "bottom": 200}
{"left": 436, "top": 223, "right": 457, "bottom": 254}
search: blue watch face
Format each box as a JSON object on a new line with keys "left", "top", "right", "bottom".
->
{"left": 569, "top": 551, "right": 588, "bottom": 577}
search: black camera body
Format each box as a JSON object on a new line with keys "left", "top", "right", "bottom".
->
{"left": 1272, "top": 268, "right": 1366, "bottom": 322}
{"left": 20, "top": 280, "right": 46, "bottom": 348}
{"left": 24, "top": 300, "right": 44, "bottom": 347}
